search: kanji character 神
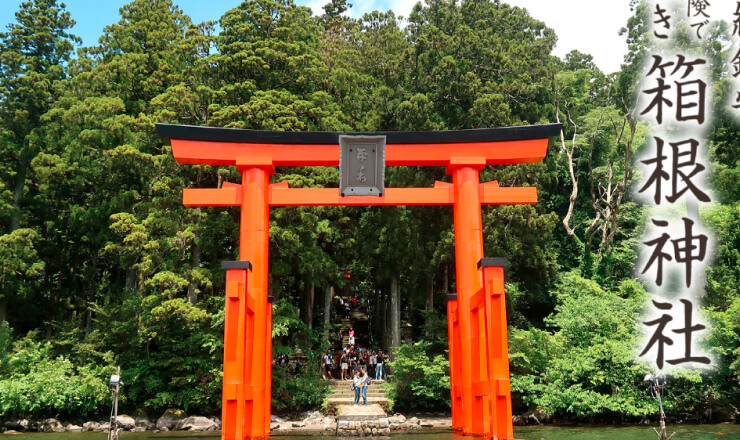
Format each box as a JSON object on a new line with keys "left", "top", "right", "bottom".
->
{"left": 642, "top": 217, "right": 708, "bottom": 288}
{"left": 672, "top": 217, "right": 708, "bottom": 288}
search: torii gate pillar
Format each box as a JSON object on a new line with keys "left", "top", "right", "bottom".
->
{"left": 448, "top": 158, "right": 488, "bottom": 435}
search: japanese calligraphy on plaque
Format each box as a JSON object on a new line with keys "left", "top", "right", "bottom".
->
{"left": 339, "top": 135, "right": 385, "bottom": 197}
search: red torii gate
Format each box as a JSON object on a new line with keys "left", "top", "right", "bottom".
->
{"left": 157, "top": 122, "right": 559, "bottom": 440}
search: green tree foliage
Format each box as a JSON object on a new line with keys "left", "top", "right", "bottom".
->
{"left": 386, "top": 341, "right": 450, "bottom": 412}
{"left": 0, "top": 0, "right": 80, "bottom": 230}
{"left": 511, "top": 275, "right": 656, "bottom": 417}
{"left": 0, "top": 330, "right": 109, "bottom": 418}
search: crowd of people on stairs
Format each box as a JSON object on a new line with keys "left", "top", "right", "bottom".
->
{"left": 323, "top": 345, "right": 388, "bottom": 382}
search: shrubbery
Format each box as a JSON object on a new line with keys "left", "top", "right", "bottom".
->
{"left": 0, "top": 326, "right": 110, "bottom": 418}
{"left": 271, "top": 299, "right": 328, "bottom": 413}
{"left": 387, "top": 341, "right": 450, "bottom": 412}
{"left": 271, "top": 363, "right": 328, "bottom": 413}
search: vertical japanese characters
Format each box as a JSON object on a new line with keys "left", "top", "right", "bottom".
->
{"left": 638, "top": 1, "right": 716, "bottom": 371}
{"left": 729, "top": 2, "right": 740, "bottom": 110}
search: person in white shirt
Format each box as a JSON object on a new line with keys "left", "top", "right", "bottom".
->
{"left": 361, "top": 368, "right": 371, "bottom": 405}
{"left": 352, "top": 370, "right": 362, "bottom": 404}
{"left": 323, "top": 350, "right": 334, "bottom": 380}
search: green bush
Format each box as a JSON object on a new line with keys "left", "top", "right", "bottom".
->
{"left": 387, "top": 341, "right": 450, "bottom": 412}
{"left": 0, "top": 330, "right": 110, "bottom": 418}
{"left": 270, "top": 298, "right": 328, "bottom": 413}
{"left": 509, "top": 275, "right": 658, "bottom": 417}
{"left": 271, "top": 362, "right": 328, "bottom": 413}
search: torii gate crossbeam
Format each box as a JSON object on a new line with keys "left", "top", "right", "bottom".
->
{"left": 157, "top": 122, "right": 560, "bottom": 440}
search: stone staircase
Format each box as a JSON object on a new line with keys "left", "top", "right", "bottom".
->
{"left": 325, "top": 380, "right": 390, "bottom": 436}
{"left": 325, "top": 380, "right": 389, "bottom": 412}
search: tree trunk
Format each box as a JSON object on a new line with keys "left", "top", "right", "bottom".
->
{"left": 443, "top": 264, "right": 450, "bottom": 294}
{"left": 300, "top": 271, "right": 315, "bottom": 329}
{"left": 322, "top": 285, "right": 333, "bottom": 346}
{"left": 125, "top": 268, "right": 137, "bottom": 290}
{"left": 390, "top": 274, "right": 401, "bottom": 355}
{"left": 186, "top": 239, "right": 201, "bottom": 304}
{"left": 425, "top": 276, "right": 434, "bottom": 338}
{"left": 0, "top": 298, "right": 7, "bottom": 323}
{"left": 381, "top": 286, "right": 388, "bottom": 351}
{"left": 10, "top": 159, "right": 26, "bottom": 231}
{"left": 373, "top": 287, "right": 381, "bottom": 345}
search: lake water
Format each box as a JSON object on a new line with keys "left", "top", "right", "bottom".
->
{"left": 5, "top": 425, "right": 740, "bottom": 440}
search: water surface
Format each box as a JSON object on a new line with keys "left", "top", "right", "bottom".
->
{"left": 5, "top": 425, "right": 740, "bottom": 440}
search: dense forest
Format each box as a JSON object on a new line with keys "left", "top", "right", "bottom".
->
{"left": 0, "top": 0, "right": 738, "bottom": 423}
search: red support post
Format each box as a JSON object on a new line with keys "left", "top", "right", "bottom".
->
{"left": 447, "top": 157, "right": 488, "bottom": 436}
{"left": 221, "top": 261, "right": 250, "bottom": 440}
{"left": 237, "top": 158, "right": 274, "bottom": 439}
{"left": 480, "top": 259, "right": 514, "bottom": 440}
{"left": 264, "top": 301, "right": 273, "bottom": 434}
{"left": 446, "top": 297, "right": 463, "bottom": 430}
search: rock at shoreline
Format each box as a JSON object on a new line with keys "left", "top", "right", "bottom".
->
{"left": 3, "top": 420, "right": 28, "bottom": 431}
{"left": 156, "top": 409, "right": 187, "bottom": 430}
{"left": 114, "top": 415, "right": 136, "bottom": 430}
{"left": 174, "top": 416, "right": 218, "bottom": 432}
{"left": 301, "top": 411, "right": 322, "bottom": 421}
{"left": 512, "top": 410, "right": 550, "bottom": 426}
{"left": 65, "top": 424, "right": 83, "bottom": 432}
{"left": 270, "top": 415, "right": 286, "bottom": 423}
{"left": 33, "top": 419, "right": 64, "bottom": 433}
{"left": 82, "top": 421, "right": 100, "bottom": 431}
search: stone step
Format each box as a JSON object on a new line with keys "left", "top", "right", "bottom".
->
{"left": 331, "top": 388, "right": 385, "bottom": 393}
{"left": 331, "top": 392, "right": 386, "bottom": 398}
{"left": 328, "top": 379, "right": 385, "bottom": 385}
{"left": 330, "top": 388, "right": 385, "bottom": 395}
{"left": 326, "top": 397, "right": 389, "bottom": 408}
{"left": 329, "top": 382, "right": 386, "bottom": 388}
{"left": 337, "top": 404, "right": 386, "bottom": 417}
{"left": 326, "top": 396, "right": 388, "bottom": 414}
{"left": 330, "top": 390, "right": 384, "bottom": 395}
{"left": 335, "top": 404, "right": 389, "bottom": 436}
